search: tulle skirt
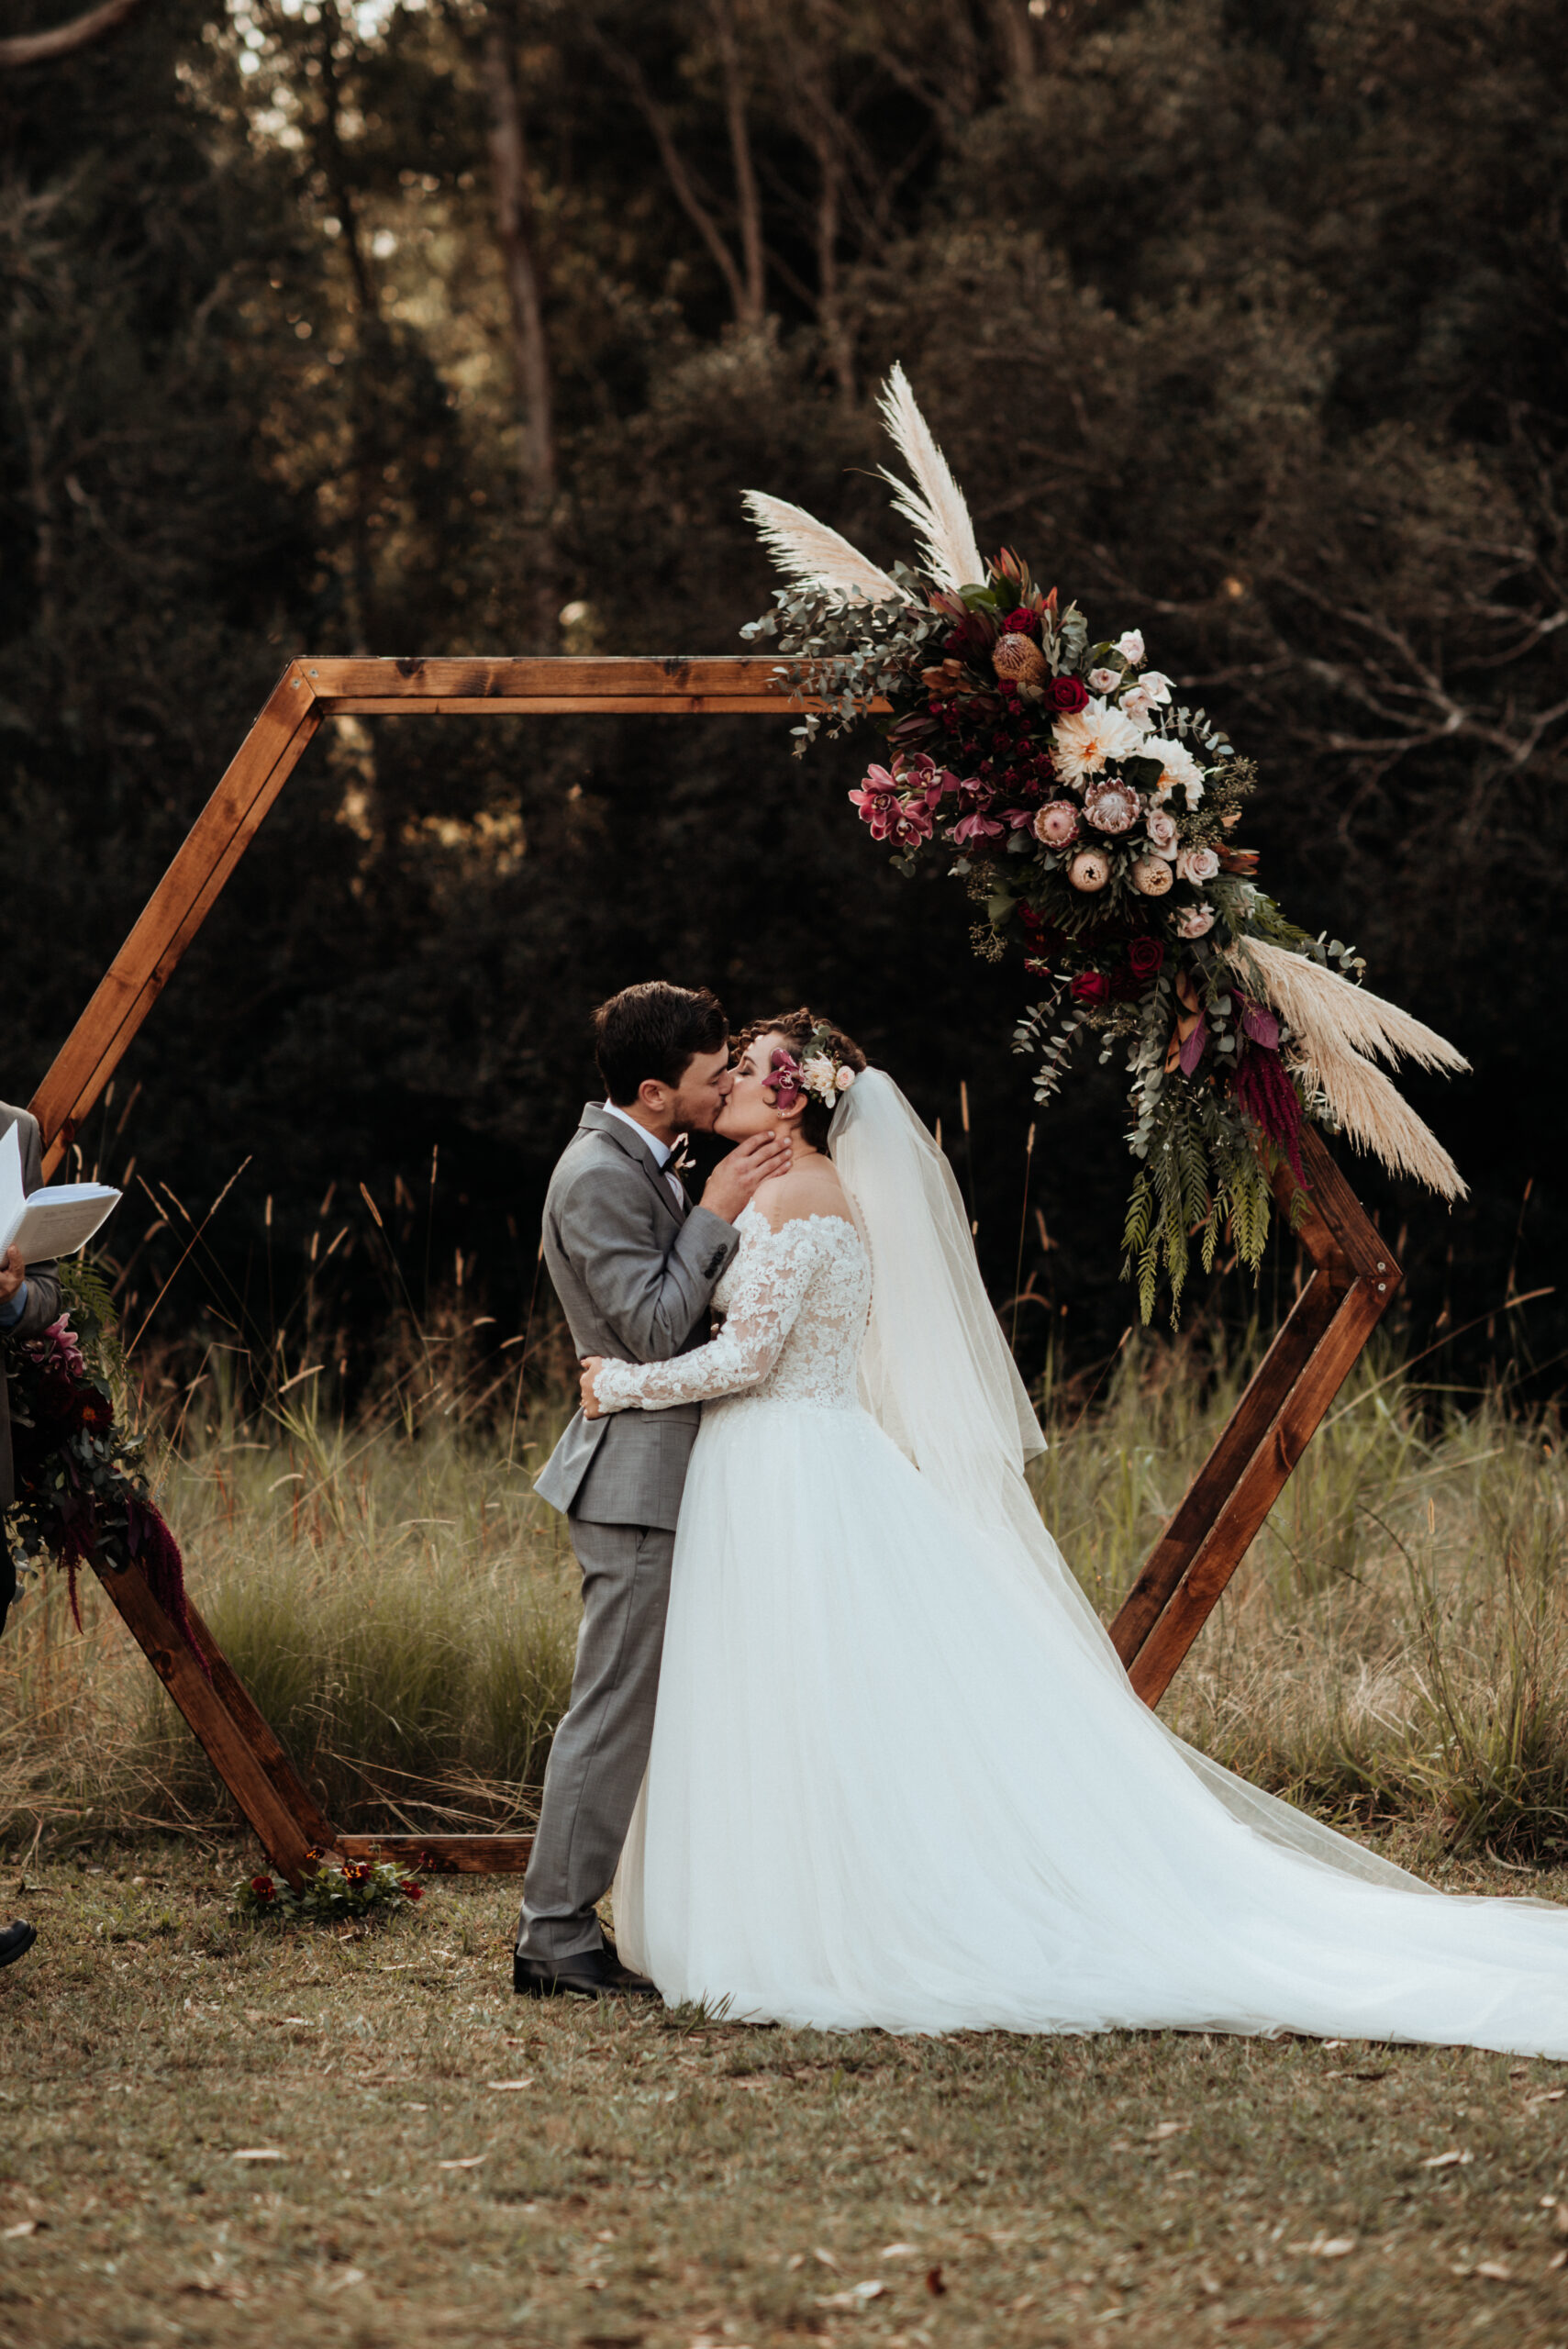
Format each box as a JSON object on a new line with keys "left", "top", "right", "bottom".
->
{"left": 613, "top": 1394, "right": 1568, "bottom": 2047}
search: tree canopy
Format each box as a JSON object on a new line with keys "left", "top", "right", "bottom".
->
{"left": 2, "top": 0, "right": 1562, "bottom": 1385}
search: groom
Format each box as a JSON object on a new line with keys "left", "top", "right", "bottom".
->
{"left": 515, "top": 982, "right": 788, "bottom": 1997}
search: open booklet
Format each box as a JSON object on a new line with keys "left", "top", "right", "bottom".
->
{"left": 0, "top": 1122, "right": 121, "bottom": 1265}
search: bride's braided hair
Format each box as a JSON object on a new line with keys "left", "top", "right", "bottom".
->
{"left": 736, "top": 1008, "right": 867, "bottom": 1150}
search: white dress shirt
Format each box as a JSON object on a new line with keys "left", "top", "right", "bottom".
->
{"left": 602, "top": 1102, "right": 686, "bottom": 1211}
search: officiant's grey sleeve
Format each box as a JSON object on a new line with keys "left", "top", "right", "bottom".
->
{"left": 555, "top": 1167, "right": 737, "bottom": 1363}
{"left": 6, "top": 1109, "right": 60, "bottom": 1341}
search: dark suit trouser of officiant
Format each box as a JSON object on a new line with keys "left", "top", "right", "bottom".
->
{"left": 517, "top": 1105, "right": 738, "bottom": 1967}
{"left": 0, "top": 1102, "right": 62, "bottom": 1642}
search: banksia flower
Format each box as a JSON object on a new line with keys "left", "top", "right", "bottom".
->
{"left": 993, "top": 633, "right": 1049, "bottom": 689}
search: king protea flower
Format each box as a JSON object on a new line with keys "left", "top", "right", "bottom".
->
{"left": 1051, "top": 697, "right": 1145, "bottom": 787}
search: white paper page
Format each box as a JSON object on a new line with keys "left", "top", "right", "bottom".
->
{"left": 8, "top": 1185, "right": 120, "bottom": 1264}
{"left": 0, "top": 1125, "right": 25, "bottom": 1259}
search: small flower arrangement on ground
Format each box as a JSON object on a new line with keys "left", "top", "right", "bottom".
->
{"left": 235, "top": 1848, "right": 425, "bottom": 1924}
{"left": 3, "top": 1257, "right": 204, "bottom": 1653}
{"left": 741, "top": 369, "right": 1470, "bottom": 1318}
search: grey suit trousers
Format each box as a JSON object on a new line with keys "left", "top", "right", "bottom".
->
{"left": 516, "top": 1517, "right": 673, "bottom": 1963}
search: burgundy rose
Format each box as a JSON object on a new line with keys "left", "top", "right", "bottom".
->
{"left": 1002, "top": 606, "right": 1040, "bottom": 639}
{"left": 1127, "top": 937, "right": 1165, "bottom": 981}
{"left": 1044, "top": 676, "right": 1089, "bottom": 714}
{"left": 1071, "top": 971, "right": 1111, "bottom": 1006}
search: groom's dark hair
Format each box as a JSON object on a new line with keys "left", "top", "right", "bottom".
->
{"left": 595, "top": 982, "right": 728, "bottom": 1103}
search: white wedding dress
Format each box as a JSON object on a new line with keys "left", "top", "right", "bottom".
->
{"left": 595, "top": 1074, "right": 1568, "bottom": 2047}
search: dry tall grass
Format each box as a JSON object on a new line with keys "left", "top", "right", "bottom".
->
{"left": 3, "top": 1331, "right": 1564, "bottom": 1862}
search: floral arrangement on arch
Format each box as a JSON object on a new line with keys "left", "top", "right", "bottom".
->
{"left": 740, "top": 368, "right": 1469, "bottom": 1318}
{"left": 3, "top": 1258, "right": 204, "bottom": 1654}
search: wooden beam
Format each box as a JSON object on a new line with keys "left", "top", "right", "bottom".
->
{"left": 30, "top": 663, "right": 320, "bottom": 1173}
{"left": 180, "top": 1598, "right": 336, "bottom": 1851}
{"left": 1127, "top": 1276, "right": 1392, "bottom": 1705}
{"left": 1109, "top": 1125, "right": 1403, "bottom": 1701}
{"left": 88, "top": 1559, "right": 319, "bottom": 1887}
{"left": 303, "top": 654, "right": 797, "bottom": 706}
{"left": 336, "top": 1832, "right": 533, "bottom": 1876}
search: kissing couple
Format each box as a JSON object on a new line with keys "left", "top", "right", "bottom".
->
{"left": 515, "top": 980, "right": 1568, "bottom": 2052}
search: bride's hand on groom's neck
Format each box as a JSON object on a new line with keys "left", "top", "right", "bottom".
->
{"left": 699, "top": 1130, "right": 793, "bottom": 1224}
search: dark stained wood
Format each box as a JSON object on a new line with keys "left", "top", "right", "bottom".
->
{"left": 29, "top": 664, "right": 320, "bottom": 1173}
{"left": 1128, "top": 1277, "right": 1392, "bottom": 1705}
{"left": 180, "top": 1599, "right": 336, "bottom": 1849}
{"left": 88, "top": 1559, "right": 317, "bottom": 1887}
{"left": 336, "top": 1832, "right": 533, "bottom": 1875}
{"left": 306, "top": 654, "right": 798, "bottom": 704}
{"left": 1108, "top": 1266, "right": 1347, "bottom": 1665}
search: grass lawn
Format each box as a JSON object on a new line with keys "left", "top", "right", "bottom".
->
{"left": 7, "top": 1840, "right": 1568, "bottom": 2349}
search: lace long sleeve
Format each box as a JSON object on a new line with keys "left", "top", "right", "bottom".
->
{"left": 592, "top": 1219, "right": 817, "bottom": 1413}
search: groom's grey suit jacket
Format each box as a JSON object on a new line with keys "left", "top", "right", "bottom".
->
{"left": 535, "top": 1105, "right": 740, "bottom": 1532}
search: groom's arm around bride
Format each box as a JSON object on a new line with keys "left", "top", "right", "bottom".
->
{"left": 517, "top": 983, "right": 787, "bottom": 1996}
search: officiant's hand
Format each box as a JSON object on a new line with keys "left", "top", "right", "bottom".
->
{"left": 0, "top": 1246, "right": 24, "bottom": 1307}
{"left": 580, "top": 1358, "right": 606, "bottom": 1419}
{"left": 699, "top": 1130, "right": 791, "bottom": 1224}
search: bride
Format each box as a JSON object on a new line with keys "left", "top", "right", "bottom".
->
{"left": 581, "top": 1009, "right": 1568, "bottom": 2048}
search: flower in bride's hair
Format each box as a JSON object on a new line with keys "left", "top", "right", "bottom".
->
{"left": 766, "top": 1049, "right": 804, "bottom": 1107}
{"left": 834, "top": 1065, "right": 856, "bottom": 1092}
{"left": 801, "top": 1053, "right": 837, "bottom": 1099}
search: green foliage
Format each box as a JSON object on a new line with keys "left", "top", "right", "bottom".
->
{"left": 234, "top": 1854, "right": 422, "bottom": 1925}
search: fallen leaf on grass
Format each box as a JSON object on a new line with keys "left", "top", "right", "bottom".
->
{"left": 487, "top": 2078, "right": 535, "bottom": 2091}
{"left": 1528, "top": 2090, "right": 1566, "bottom": 2108}
{"left": 229, "top": 2149, "right": 284, "bottom": 2163}
{"left": 2, "top": 2221, "right": 36, "bottom": 2240}
{"left": 1475, "top": 2263, "right": 1514, "bottom": 2282}
{"left": 816, "top": 2282, "right": 886, "bottom": 2308}
{"left": 325, "top": 2267, "right": 367, "bottom": 2293}
{"left": 880, "top": 2243, "right": 920, "bottom": 2259}
{"left": 1421, "top": 2150, "right": 1472, "bottom": 2170}
{"left": 812, "top": 2248, "right": 839, "bottom": 2270}
{"left": 437, "top": 2155, "right": 486, "bottom": 2169}
{"left": 926, "top": 2265, "right": 947, "bottom": 2296}
{"left": 1150, "top": 2121, "right": 1189, "bottom": 2140}
{"left": 179, "top": 2279, "right": 247, "bottom": 2301}
{"left": 1285, "top": 2235, "right": 1355, "bottom": 2258}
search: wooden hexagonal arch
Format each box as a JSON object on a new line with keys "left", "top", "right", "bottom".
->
{"left": 27, "top": 656, "right": 1401, "bottom": 1885}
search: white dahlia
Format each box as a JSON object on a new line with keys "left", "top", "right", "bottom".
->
{"left": 1145, "top": 736, "right": 1207, "bottom": 807}
{"left": 1051, "top": 696, "right": 1145, "bottom": 787}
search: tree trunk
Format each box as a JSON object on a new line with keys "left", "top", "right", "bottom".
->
{"left": 483, "top": 19, "right": 555, "bottom": 509}
{"left": 709, "top": 0, "right": 765, "bottom": 328}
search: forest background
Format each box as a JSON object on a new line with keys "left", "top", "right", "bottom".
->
{"left": 2, "top": 0, "right": 1564, "bottom": 1395}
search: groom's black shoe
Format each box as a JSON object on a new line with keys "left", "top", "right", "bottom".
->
{"left": 0, "top": 1919, "right": 37, "bottom": 1969}
{"left": 513, "top": 1941, "right": 657, "bottom": 1999}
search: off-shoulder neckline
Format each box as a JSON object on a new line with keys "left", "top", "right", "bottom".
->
{"left": 736, "top": 1204, "right": 862, "bottom": 1242}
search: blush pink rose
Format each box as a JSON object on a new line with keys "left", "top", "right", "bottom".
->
{"left": 1178, "top": 844, "right": 1220, "bottom": 884}
{"left": 1175, "top": 903, "right": 1217, "bottom": 938}
{"left": 1144, "top": 807, "right": 1178, "bottom": 856}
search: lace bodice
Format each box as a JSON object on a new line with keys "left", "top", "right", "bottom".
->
{"left": 592, "top": 1205, "right": 871, "bottom": 1418}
